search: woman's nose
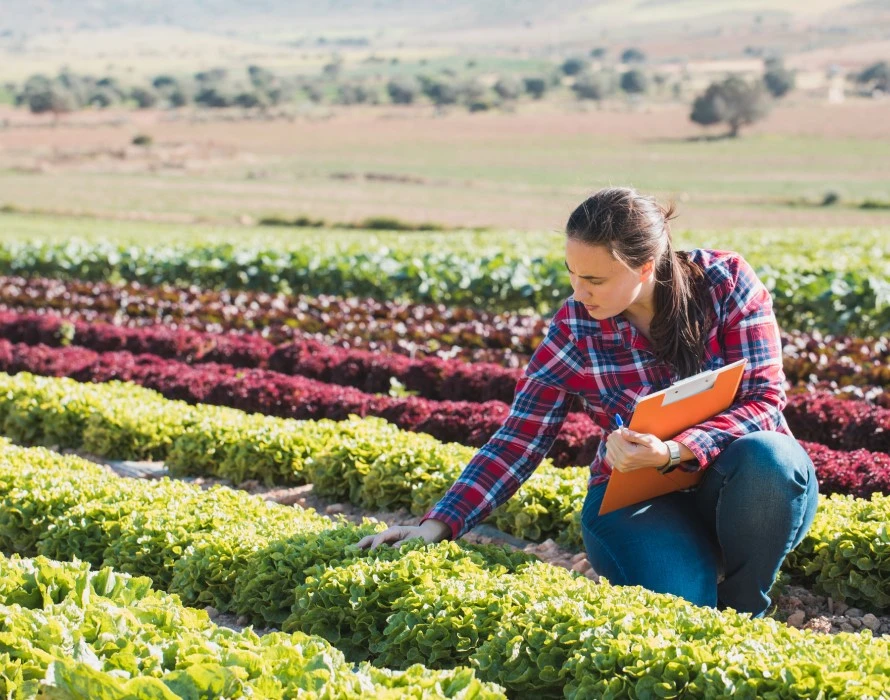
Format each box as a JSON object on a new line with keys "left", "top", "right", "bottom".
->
{"left": 572, "top": 287, "right": 592, "bottom": 304}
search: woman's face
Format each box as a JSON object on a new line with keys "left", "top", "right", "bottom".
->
{"left": 564, "top": 238, "right": 654, "bottom": 320}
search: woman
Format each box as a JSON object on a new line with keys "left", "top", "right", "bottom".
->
{"left": 357, "top": 186, "right": 819, "bottom": 619}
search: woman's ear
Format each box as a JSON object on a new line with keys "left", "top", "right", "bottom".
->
{"left": 641, "top": 259, "right": 655, "bottom": 281}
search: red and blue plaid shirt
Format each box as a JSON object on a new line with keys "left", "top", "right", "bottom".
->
{"left": 421, "top": 248, "right": 793, "bottom": 541}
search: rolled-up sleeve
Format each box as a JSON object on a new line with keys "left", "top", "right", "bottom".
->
{"left": 673, "top": 258, "right": 787, "bottom": 471}
{"left": 419, "top": 319, "right": 583, "bottom": 540}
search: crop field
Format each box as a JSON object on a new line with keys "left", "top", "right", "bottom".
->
{"left": 0, "top": 219, "right": 888, "bottom": 697}
{"left": 2, "top": 1, "right": 890, "bottom": 694}
{"left": 1, "top": 118, "right": 890, "bottom": 699}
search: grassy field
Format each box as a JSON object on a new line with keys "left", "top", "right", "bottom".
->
{"left": 1, "top": 100, "right": 889, "bottom": 233}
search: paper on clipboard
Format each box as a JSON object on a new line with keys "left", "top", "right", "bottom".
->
{"left": 597, "top": 358, "right": 748, "bottom": 516}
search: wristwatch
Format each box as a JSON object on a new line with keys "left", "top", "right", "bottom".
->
{"left": 658, "top": 440, "right": 683, "bottom": 474}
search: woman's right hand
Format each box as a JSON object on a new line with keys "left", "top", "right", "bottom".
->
{"left": 357, "top": 518, "right": 451, "bottom": 551}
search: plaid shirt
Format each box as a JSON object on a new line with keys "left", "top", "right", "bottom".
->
{"left": 421, "top": 248, "right": 792, "bottom": 541}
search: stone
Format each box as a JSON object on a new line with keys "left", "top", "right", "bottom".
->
{"left": 572, "top": 559, "right": 591, "bottom": 574}
{"left": 273, "top": 492, "right": 304, "bottom": 506}
{"left": 839, "top": 622, "right": 855, "bottom": 633}
{"left": 861, "top": 614, "right": 881, "bottom": 632}
{"left": 325, "top": 503, "right": 345, "bottom": 514}
{"left": 786, "top": 611, "right": 806, "bottom": 628}
{"left": 205, "top": 606, "right": 219, "bottom": 619}
{"left": 830, "top": 598, "right": 848, "bottom": 615}
{"left": 237, "top": 615, "right": 250, "bottom": 626}
{"left": 804, "top": 617, "right": 832, "bottom": 634}
{"left": 845, "top": 608, "right": 863, "bottom": 618}
{"left": 571, "top": 552, "right": 588, "bottom": 563}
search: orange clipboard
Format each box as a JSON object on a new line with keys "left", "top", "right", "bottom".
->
{"left": 598, "top": 358, "right": 748, "bottom": 516}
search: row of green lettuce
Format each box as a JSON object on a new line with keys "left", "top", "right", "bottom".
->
{"left": 4, "top": 213, "right": 887, "bottom": 267}
{"left": 0, "top": 371, "right": 586, "bottom": 546}
{"left": 1, "top": 441, "right": 889, "bottom": 699}
{"left": 0, "top": 553, "right": 506, "bottom": 699}
{"left": 0, "top": 240, "right": 888, "bottom": 332}
{"left": 1, "top": 370, "right": 888, "bottom": 615}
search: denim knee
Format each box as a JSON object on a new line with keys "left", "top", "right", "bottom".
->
{"left": 710, "top": 431, "right": 815, "bottom": 495}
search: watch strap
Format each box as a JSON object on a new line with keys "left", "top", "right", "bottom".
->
{"left": 658, "top": 440, "right": 682, "bottom": 474}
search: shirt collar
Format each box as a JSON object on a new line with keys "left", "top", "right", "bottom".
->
{"left": 591, "top": 312, "right": 654, "bottom": 353}
{"left": 596, "top": 315, "right": 624, "bottom": 346}
{"left": 566, "top": 298, "right": 652, "bottom": 352}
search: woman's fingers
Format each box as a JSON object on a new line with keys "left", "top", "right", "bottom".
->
{"left": 356, "top": 525, "right": 435, "bottom": 552}
{"left": 357, "top": 526, "right": 406, "bottom": 550}
{"left": 622, "top": 429, "right": 655, "bottom": 446}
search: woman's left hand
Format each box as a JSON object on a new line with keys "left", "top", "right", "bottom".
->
{"left": 605, "top": 427, "right": 670, "bottom": 473}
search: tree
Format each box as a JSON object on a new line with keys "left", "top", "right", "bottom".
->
{"left": 96, "top": 76, "right": 126, "bottom": 101}
{"left": 195, "top": 68, "right": 228, "bottom": 84}
{"left": 621, "top": 47, "right": 646, "bottom": 64}
{"left": 690, "top": 75, "right": 771, "bottom": 137}
{"left": 857, "top": 61, "right": 889, "bottom": 91}
{"left": 55, "top": 70, "right": 90, "bottom": 106}
{"left": 247, "top": 65, "right": 277, "bottom": 90}
{"left": 387, "top": 77, "right": 420, "bottom": 104}
{"left": 168, "top": 88, "right": 190, "bottom": 107}
{"left": 572, "top": 72, "right": 616, "bottom": 101}
{"left": 152, "top": 74, "right": 178, "bottom": 90}
{"left": 620, "top": 69, "right": 648, "bottom": 94}
{"left": 27, "top": 87, "right": 77, "bottom": 116}
{"left": 561, "top": 57, "right": 589, "bottom": 76}
{"left": 87, "top": 87, "right": 119, "bottom": 108}
{"left": 195, "top": 85, "right": 235, "bottom": 108}
{"left": 234, "top": 90, "right": 269, "bottom": 108}
{"left": 336, "top": 83, "right": 378, "bottom": 105}
{"left": 590, "top": 47, "right": 607, "bottom": 60}
{"left": 130, "top": 87, "right": 158, "bottom": 109}
{"left": 762, "top": 57, "right": 795, "bottom": 98}
{"left": 493, "top": 76, "right": 522, "bottom": 100}
{"left": 522, "top": 76, "right": 548, "bottom": 99}
{"left": 419, "top": 76, "right": 459, "bottom": 106}
{"left": 459, "top": 78, "right": 488, "bottom": 105}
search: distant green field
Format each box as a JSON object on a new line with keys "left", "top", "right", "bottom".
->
{"left": 1, "top": 128, "right": 889, "bottom": 233}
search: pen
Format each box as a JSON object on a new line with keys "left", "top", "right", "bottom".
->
{"left": 613, "top": 414, "right": 624, "bottom": 430}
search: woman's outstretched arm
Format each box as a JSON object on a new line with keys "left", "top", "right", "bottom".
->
{"left": 420, "top": 317, "right": 584, "bottom": 540}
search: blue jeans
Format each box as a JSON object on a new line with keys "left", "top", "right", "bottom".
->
{"left": 579, "top": 432, "right": 819, "bottom": 618}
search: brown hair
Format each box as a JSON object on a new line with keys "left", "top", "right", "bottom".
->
{"left": 565, "top": 186, "right": 713, "bottom": 378}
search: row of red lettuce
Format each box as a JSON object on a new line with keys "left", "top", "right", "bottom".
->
{"left": 0, "top": 339, "right": 887, "bottom": 499}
